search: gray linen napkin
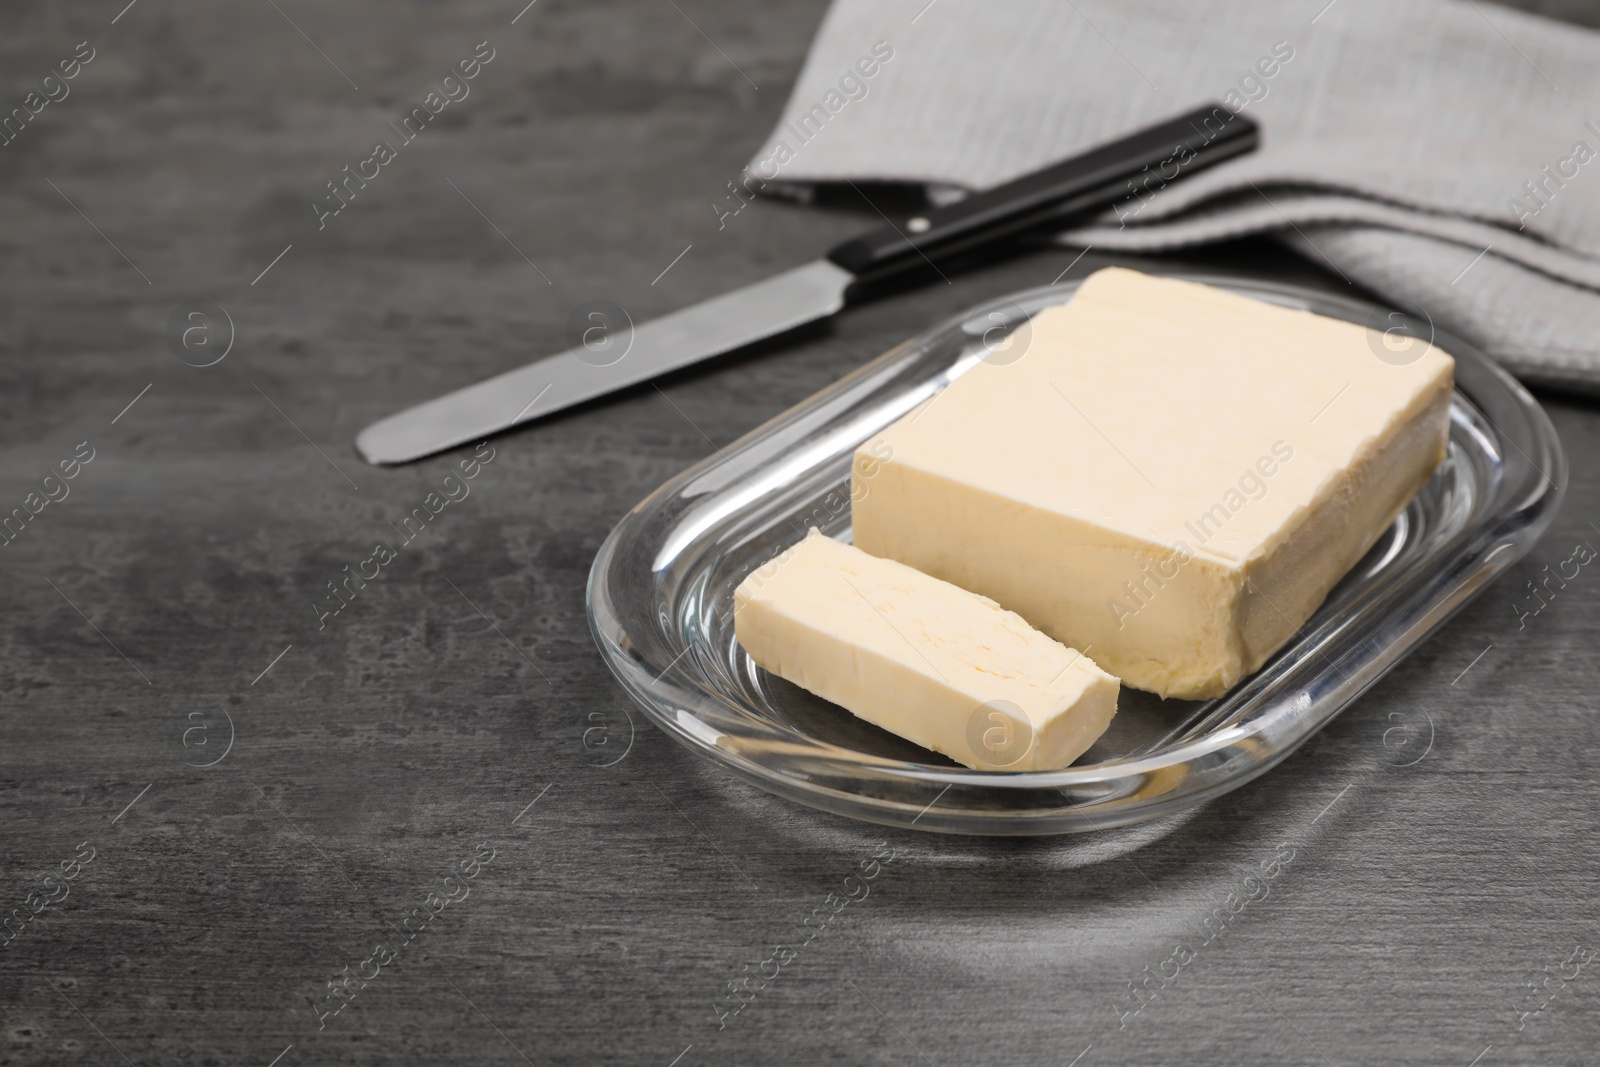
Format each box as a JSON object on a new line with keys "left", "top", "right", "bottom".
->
{"left": 747, "top": 0, "right": 1600, "bottom": 395}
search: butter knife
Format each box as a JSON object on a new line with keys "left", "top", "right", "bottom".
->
{"left": 356, "top": 104, "right": 1257, "bottom": 465}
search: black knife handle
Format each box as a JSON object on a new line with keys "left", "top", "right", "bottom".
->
{"left": 824, "top": 104, "right": 1258, "bottom": 281}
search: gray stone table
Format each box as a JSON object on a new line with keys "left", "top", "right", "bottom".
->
{"left": 1, "top": 1, "right": 1597, "bottom": 1064}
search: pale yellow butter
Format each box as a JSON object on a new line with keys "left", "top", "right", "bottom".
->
{"left": 734, "top": 530, "right": 1119, "bottom": 771}
{"left": 851, "top": 267, "right": 1454, "bottom": 700}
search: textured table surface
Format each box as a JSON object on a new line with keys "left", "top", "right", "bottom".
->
{"left": 2, "top": 1, "right": 1598, "bottom": 1065}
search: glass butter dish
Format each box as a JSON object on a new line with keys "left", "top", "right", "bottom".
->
{"left": 587, "top": 276, "right": 1565, "bottom": 835}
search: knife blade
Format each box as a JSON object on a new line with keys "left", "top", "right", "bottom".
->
{"left": 356, "top": 103, "right": 1257, "bottom": 465}
{"left": 356, "top": 260, "right": 853, "bottom": 466}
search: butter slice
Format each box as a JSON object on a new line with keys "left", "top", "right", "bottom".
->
{"left": 851, "top": 267, "right": 1454, "bottom": 700}
{"left": 734, "top": 529, "right": 1119, "bottom": 771}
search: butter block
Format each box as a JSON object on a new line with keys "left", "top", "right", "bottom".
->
{"left": 851, "top": 267, "right": 1454, "bottom": 700}
{"left": 734, "top": 529, "right": 1119, "bottom": 771}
